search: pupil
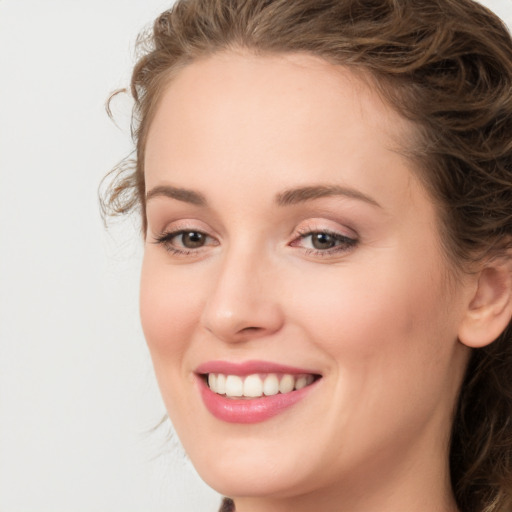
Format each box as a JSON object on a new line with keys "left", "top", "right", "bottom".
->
{"left": 312, "top": 233, "right": 334, "bottom": 250}
{"left": 183, "top": 231, "right": 204, "bottom": 248}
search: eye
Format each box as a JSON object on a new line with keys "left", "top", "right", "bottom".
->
{"left": 178, "top": 231, "right": 207, "bottom": 249}
{"left": 291, "top": 228, "right": 357, "bottom": 256}
{"left": 153, "top": 229, "right": 218, "bottom": 255}
{"left": 309, "top": 232, "right": 341, "bottom": 250}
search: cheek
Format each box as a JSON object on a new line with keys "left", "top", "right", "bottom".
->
{"left": 139, "top": 253, "right": 204, "bottom": 365}
{"left": 285, "top": 258, "right": 461, "bottom": 454}
{"left": 290, "top": 254, "right": 456, "bottom": 386}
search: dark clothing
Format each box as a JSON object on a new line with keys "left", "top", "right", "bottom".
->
{"left": 219, "top": 497, "right": 235, "bottom": 511}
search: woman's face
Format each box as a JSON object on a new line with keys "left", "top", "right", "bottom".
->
{"left": 141, "top": 53, "right": 472, "bottom": 507}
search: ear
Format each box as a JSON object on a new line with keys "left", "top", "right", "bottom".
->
{"left": 458, "top": 258, "right": 512, "bottom": 348}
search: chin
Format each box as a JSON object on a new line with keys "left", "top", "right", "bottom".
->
{"left": 194, "top": 454, "right": 315, "bottom": 500}
{"left": 175, "top": 423, "right": 321, "bottom": 499}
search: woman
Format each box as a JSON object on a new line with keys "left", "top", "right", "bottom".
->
{"left": 103, "top": 0, "right": 512, "bottom": 510}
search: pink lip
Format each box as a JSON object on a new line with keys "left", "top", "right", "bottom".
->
{"left": 195, "top": 360, "right": 321, "bottom": 424}
{"left": 195, "top": 359, "right": 318, "bottom": 376}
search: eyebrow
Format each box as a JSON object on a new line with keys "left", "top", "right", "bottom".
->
{"left": 276, "top": 185, "right": 381, "bottom": 208}
{"left": 146, "top": 185, "right": 207, "bottom": 206}
{"left": 145, "top": 183, "right": 381, "bottom": 209}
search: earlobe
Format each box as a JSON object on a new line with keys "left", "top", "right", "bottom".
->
{"left": 458, "top": 261, "right": 512, "bottom": 348}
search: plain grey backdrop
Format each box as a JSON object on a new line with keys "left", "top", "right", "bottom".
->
{"left": 0, "top": 1, "right": 511, "bottom": 511}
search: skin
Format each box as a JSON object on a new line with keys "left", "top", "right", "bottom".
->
{"left": 140, "top": 52, "right": 477, "bottom": 512}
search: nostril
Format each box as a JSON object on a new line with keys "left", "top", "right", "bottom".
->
{"left": 201, "top": 295, "right": 285, "bottom": 343}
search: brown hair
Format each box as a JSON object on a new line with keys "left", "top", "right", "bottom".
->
{"left": 102, "top": 1, "right": 512, "bottom": 510}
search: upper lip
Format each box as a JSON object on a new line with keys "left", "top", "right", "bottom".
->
{"left": 195, "top": 360, "right": 321, "bottom": 376}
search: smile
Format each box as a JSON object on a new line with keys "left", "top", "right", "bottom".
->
{"left": 206, "top": 373, "right": 316, "bottom": 398}
{"left": 195, "top": 361, "right": 322, "bottom": 423}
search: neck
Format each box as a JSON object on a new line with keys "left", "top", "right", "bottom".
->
{"left": 230, "top": 430, "right": 459, "bottom": 512}
{"left": 231, "top": 473, "right": 459, "bottom": 512}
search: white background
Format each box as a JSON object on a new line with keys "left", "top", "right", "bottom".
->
{"left": 0, "top": 1, "right": 511, "bottom": 511}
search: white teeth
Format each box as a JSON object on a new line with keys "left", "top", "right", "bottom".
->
{"left": 207, "top": 372, "right": 315, "bottom": 398}
{"left": 279, "top": 374, "right": 295, "bottom": 394}
{"left": 216, "top": 373, "right": 226, "bottom": 395}
{"left": 263, "top": 374, "right": 279, "bottom": 396}
{"left": 295, "top": 376, "right": 308, "bottom": 390}
{"left": 243, "top": 374, "right": 263, "bottom": 397}
{"left": 225, "top": 375, "right": 243, "bottom": 397}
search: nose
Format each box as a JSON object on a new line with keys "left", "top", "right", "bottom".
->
{"left": 200, "top": 248, "right": 284, "bottom": 343}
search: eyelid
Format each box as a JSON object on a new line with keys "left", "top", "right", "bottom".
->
{"left": 152, "top": 218, "right": 214, "bottom": 234}
{"left": 292, "top": 218, "right": 358, "bottom": 239}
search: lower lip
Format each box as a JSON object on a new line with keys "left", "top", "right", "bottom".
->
{"left": 197, "top": 376, "right": 319, "bottom": 424}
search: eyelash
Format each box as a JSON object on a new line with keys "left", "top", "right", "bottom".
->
{"left": 291, "top": 227, "right": 358, "bottom": 257}
{"left": 153, "top": 230, "right": 216, "bottom": 256}
{"left": 152, "top": 227, "right": 358, "bottom": 257}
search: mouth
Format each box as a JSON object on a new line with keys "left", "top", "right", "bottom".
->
{"left": 201, "top": 372, "right": 320, "bottom": 399}
{"left": 195, "top": 361, "right": 322, "bottom": 423}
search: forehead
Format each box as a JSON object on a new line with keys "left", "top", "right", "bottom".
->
{"left": 147, "top": 52, "right": 411, "bottom": 142}
{"left": 144, "top": 51, "right": 419, "bottom": 207}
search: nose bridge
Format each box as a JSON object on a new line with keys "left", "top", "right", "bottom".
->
{"left": 200, "top": 239, "right": 283, "bottom": 342}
